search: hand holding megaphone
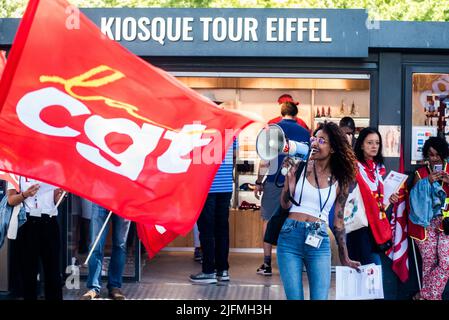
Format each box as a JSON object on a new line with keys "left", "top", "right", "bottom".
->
{"left": 281, "top": 157, "right": 300, "bottom": 176}
{"left": 280, "top": 147, "right": 315, "bottom": 176}
{"left": 256, "top": 124, "right": 311, "bottom": 187}
{"left": 281, "top": 156, "right": 300, "bottom": 177}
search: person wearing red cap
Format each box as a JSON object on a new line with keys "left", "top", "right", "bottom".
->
{"left": 268, "top": 94, "right": 310, "bottom": 132}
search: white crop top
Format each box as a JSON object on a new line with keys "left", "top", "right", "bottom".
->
{"left": 289, "top": 171, "right": 338, "bottom": 223}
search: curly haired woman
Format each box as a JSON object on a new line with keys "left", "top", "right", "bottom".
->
{"left": 410, "top": 136, "right": 449, "bottom": 300}
{"left": 278, "top": 122, "right": 360, "bottom": 300}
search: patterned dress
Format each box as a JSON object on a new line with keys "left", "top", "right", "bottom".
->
{"left": 411, "top": 164, "right": 449, "bottom": 300}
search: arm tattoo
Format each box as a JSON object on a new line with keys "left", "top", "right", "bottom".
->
{"left": 336, "top": 192, "right": 347, "bottom": 219}
{"left": 333, "top": 187, "right": 349, "bottom": 260}
{"left": 334, "top": 226, "right": 346, "bottom": 248}
{"left": 334, "top": 225, "right": 348, "bottom": 263}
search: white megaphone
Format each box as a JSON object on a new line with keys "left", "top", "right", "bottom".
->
{"left": 256, "top": 124, "right": 310, "bottom": 162}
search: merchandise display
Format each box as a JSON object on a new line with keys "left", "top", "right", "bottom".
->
{"left": 238, "top": 200, "right": 261, "bottom": 210}
{"left": 239, "top": 183, "right": 256, "bottom": 191}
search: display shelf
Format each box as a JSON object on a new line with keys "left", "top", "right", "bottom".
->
{"left": 314, "top": 117, "right": 370, "bottom": 127}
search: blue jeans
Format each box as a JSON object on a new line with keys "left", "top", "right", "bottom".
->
{"left": 277, "top": 219, "right": 331, "bottom": 300}
{"left": 87, "top": 204, "right": 131, "bottom": 292}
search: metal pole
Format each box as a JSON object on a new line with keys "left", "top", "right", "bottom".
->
{"left": 54, "top": 190, "right": 67, "bottom": 208}
{"left": 83, "top": 210, "right": 113, "bottom": 266}
{"left": 411, "top": 239, "right": 422, "bottom": 290}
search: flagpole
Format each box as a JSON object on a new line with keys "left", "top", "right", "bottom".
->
{"left": 83, "top": 210, "right": 113, "bottom": 266}
{"left": 54, "top": 190, "right": 67, "bottom": 208}
{"left": 411, "top": 239, "right": 422, "bottom": 290}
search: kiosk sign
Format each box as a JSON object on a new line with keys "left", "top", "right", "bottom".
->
{"left": 83, "top": 8, "right": 369, "bottom": 57}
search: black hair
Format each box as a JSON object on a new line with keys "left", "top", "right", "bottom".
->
{"left": 422, "top": 136, "right": 449, "bottom": 161}
{"left": 339, "top": 117, "right": 356, "bottom": 132}
{"left": 354, "top": 127, "right": 384, "bottom": 165}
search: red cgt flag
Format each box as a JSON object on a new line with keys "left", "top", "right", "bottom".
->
{"left": 0, "top": 0, "right": 253, "bottom": 256}
{"left": 386, "top": 183, "right": 409, "bottom": 282}
{"left": 0, "top": 51, "right": 21, "bottom": 192}
{"left": 136, "top": 224, "right": 180, "bottom": 259}
{"left": 386, "top": 146, "right": 409, "bottom": 282}
{"left": 0, "top": 50, "right": 6, "bottom": 75}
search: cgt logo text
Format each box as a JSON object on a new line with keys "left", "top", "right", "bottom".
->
{"left": 15, "top": 65, "right": 232, "bottom": 181}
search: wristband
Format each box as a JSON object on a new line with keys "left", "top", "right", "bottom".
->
{"left": 255, "top": 181, "right": 263, "bottom": 186}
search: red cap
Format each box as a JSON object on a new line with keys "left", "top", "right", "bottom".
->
{"left": 278, "top": 94, "right": 299, "bottom": 105}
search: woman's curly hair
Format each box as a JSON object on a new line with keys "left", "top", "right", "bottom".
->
{"left": 314, "top": 122, "right": 357, "bottom": 189}
{"left": 422, "top": 136, "right": 449, "bottom": 161}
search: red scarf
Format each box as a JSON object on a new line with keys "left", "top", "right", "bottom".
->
{"left": 358, "top": 160, "right": 386, "bottom": 214}
{"left": 356, "top": 160, "right": 392, "bottom": 247}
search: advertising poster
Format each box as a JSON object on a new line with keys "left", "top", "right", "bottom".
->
{"left": 379, "top": 125, "right": 401, "bottom": 157}
{"left": 411, "top": 126, "right": 438, "bottom": 161}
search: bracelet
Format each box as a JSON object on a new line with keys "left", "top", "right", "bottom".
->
{"left": 21, "top": 192, "right": 27, "bottom": 199}
{"left": 255, "top": 181, "right": 263, "bottom": 186}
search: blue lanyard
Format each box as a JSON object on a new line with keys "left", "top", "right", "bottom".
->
{"left": 313, "top": 163, "right": 333, "bottom": 214}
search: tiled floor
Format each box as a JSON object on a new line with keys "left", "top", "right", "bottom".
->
{"left": 64, "top": 251, "right": 337, "bottom": 300}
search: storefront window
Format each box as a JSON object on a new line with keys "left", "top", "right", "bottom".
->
{"left": 169, "top": 74, "right": 370, "bottom": 264}
{"left": 411, "top": 73, "right": 449, "bottom": 164}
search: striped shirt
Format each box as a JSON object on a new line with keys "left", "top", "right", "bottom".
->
{"left": 209, "top": 140, "right": 237, "bottom": 193}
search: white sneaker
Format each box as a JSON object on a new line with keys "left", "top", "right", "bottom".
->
{"left": 217, "top": 270, "right": 230, "bottom": 281}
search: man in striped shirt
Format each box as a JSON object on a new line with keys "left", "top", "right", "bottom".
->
{"left": 190, "top": 94, "right": 237, "bottom": 284}
{"left": 190, "top": 138, "right": 237, "bottom": 284}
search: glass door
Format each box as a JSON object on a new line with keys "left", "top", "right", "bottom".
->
{"left": 64, "top": 194, "right": 141, "bottom": 282}
{"left": 404, "top": 66, "right": 449, "bottom": 171}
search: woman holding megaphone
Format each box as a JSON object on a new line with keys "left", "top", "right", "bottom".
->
{"left": 277, "top": 121, "right": 361, "bottom": 300}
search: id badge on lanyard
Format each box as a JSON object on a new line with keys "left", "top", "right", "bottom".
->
{"left": 29, "top": 196, "right": 42, "bottom": 217}
{"left": 305, "top": 165, "right": 330, "bottom": 249}
{"left": 25, "top": 177, "right": 42, "bottom": 217}
{"left": 305, "top": 231, "right": 323, "bottom": 248}
{"left": 305, "top": 221, "right": 324, "bottom": 249}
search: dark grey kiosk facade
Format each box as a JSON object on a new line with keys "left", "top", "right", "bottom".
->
{"left": 0, "top": 8, "right": 449, "bottom": 300}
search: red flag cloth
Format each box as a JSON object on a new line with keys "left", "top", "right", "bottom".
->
{"left": 386, "top": 145, "right": 409, "bottom": 282}
{"left": 356, "top": 172, "right": 392, "bottom": 246}
{"left": 0, "top": 51, "right": 6, "bottom": 76}
{"left": 0, "top": 0, "right": 253, "bottom": 256}
{"left": 136, "top": 224, "right": 180, "bottom": 259}
{"left": 0, "top": 171, "right": 20, "bottom": 192}
{"left": 386, "top": 184, "right": 410, "bottom": 282}
{"left": 0, "top": 52, "right": 21, "bottom": 192}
